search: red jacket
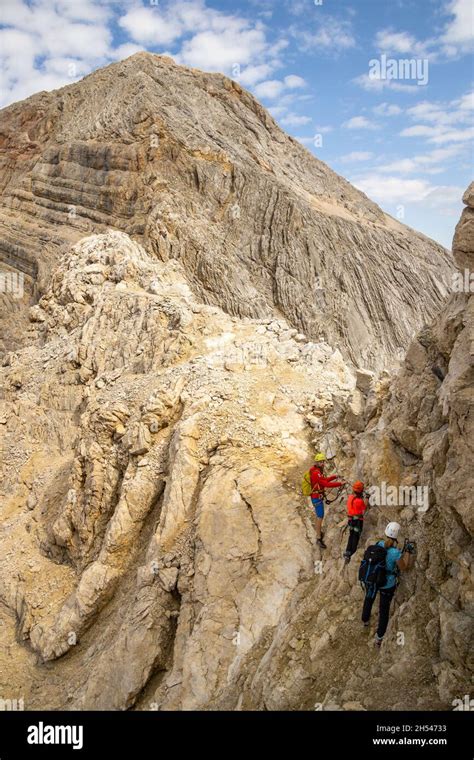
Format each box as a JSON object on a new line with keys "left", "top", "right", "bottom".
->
{"left": 309, "top": 466, "right": 343, "bottom": 496}
{"left": 347, "top": 494, "right": 367, "bottom": 517}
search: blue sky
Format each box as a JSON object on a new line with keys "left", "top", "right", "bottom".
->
{"left": 0, "top": 0, "right": 473, "bottom": 248}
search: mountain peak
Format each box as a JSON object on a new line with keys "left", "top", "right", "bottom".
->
{"left": 0, "top": 55, "right": 452, "bottom": 368}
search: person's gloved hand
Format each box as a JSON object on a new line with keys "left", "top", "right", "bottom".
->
{"left": 403, "top": 540, "right": 417, "bottom": 554}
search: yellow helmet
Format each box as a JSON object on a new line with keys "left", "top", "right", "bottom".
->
{"left": 314, "top": 452, "right": 326, "bottom": 462}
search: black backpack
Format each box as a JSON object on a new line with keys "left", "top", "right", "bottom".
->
{"left": 358, "top": 543, "right": 387, "bottom": 597}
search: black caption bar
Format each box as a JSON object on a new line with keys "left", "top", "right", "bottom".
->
{"left": 0, "top": 710, "right": 471, "bottom": 757}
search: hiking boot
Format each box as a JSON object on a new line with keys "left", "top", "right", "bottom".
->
{"left": 363, "top": 620, "right": 370, "bottom": 628}
{"left": 317, "top": 537, "right": 327, "bottom": 549}
{"left": 374, "top": 635, "right": 383, "bottom": 648}
{"left": 343, "top": 551, "right": 351, "bottom": 564}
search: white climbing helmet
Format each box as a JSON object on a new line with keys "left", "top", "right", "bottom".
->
{"left": 385, "top": 521, "right": 401, "bottom": 540}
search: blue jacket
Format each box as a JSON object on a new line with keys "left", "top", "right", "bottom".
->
{"left": 377, "top": 540, "right": 402, "bottom": 589}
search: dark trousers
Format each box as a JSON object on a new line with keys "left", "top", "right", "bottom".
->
{"left": 345, "top": 517, "right": 363, "bottom": 557}
{"left": 362, "top": 586, "right": 396, "bottom": 639}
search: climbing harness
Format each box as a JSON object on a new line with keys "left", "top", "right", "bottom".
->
{"left": 349, "top": 516, "right": 363, "bottom": 529}
{"left": 342, "top": 515, "right": 363, "bottom": 535}
{"left": 324, "top": 483, "right": 347, "bottom": 504}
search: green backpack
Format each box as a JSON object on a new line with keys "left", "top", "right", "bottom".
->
{"left": 301, "top": 470, "right": 313, "bottom": 496}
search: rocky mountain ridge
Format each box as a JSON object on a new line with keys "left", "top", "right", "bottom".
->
{"left": 0, "top": 52, "right": 452, "bottom": 369}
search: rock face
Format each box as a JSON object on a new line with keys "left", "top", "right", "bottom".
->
{"left": 349, "top": 186, "right": 474, "bottom": 708}
{"left": 0, "top": 53, "right": 470, "bottom": 713}
{"left": 0, "top": 52, "right": 451, "bottom": 369}
{"left": 0, "top": 229, "right": 356, "bottom": 710}
{"left": 452, "top": 182, "right": 474, "bottom": 271}
{"left": 0, "top": 189, "right": 471, "bottom": 710}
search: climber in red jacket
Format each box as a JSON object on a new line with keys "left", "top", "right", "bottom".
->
{"left": 343, "top": 481, "right": 368, "bottom": 563}
{"left": 309, "top": 453, "right": 344, "bottom": 549}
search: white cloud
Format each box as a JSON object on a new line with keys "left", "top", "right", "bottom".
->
{"left": 339, "top": 151, "right": 375, "bottom": 162}
{"left": 295, "top": 136, "right": 316, "bottom": 146}
{"left": 238, "top": 63, "right": 273, "bottom": 86}
{"left": 119, "top": 0, "right": 248, "bottom": 49}
{"left": 0, "top": 1, "right": 113, "bottom": 107}
{"left": 0, "top": 27, "right": 36, "bottom": 67}
{"left": 179, "top": 26, "right": 268, "bottom": 71}
{"left": 422, "top": 184, "right": 465, "bottom": 208}
{"left": 377, "top": 158, "right": 420, "bottom": 174}
{"left": 254, "top": 74, "right": 306, "bottom": 100}
{"left": 353, "top": 175, "right": 435, "bottom": 203}
{"left": 373, "top": 102, "right": 403, "bottom": 116}
{"left": 254, "top": 79, "right": 285, "bottom": 99}
{"left": 280, "top": 113, "right": 312, "bottom": 127}
{"left": 375, "top": 30, "right": 415, "bottom": 54}
{"left": 374, "top": 92, "right": 474, "bottom": 153}
{"left": 406, "top": 102, "right": 451, "bottom": 124}
{"left": 400, "top": 125, "right": 441, "bottom": 138}
{"left": 374, "top": 29, "right": 432, "bottom": 58}
{"left": 343, "top": 116, "right": 378, "bottom": 130}
{"left": 54, "top": 0, "right": 111, "bottom": 24}
{"left": 353, "top": 173, "right": 464, "bottom": 224}
{"left": 119, "top": 7, "right": 183, "bottom": 46}
{"left": 400, "top": 91, "right": 474, "bottom": 144}
{"left": 429, "top": 127, "right": 474, "bottom": 144}
{"left": 266, "top": 38, "right": 289, "bottom": 59}
{"left": 177, "top": 1, "right": 222, "bottom": 33}
{"left": 285, "top": 0, "right": 308, "bottom": 15}
{"left": 405, "top": 93, "right": 474, "bottom": 127}
{"left": 46, "top": 22, "right": 112, "bottom": 59}
{"left": 294, "top": 126, "right": 334, "bottom": 145}
{"left": 377, "top": 145, "right": 464, "bottom": 174}
{"left": 268, "top": 105, "right": 286, "bottom": 118}
{"left": 42, "top": 57, "right": 92, "bottom": 78}
{"left": 109, "top": 43, "right": 146, "bottom": 62}
{"left": 458, "top": 91, "right": 474, "bottom": 110}
{"left": 284, "top": 74, "right": 306, "bottom": 89}
{"left": 1, "top": 0, "right": 111, "bottom": 27}
{"left": 315, "top": 124, "right": 333, "bottom": 134}
{"left": 1, "top": 0, "right": 112, "bottom": 58}
{"left": 292, "top": 16, "right": 355, "bottom": 52}
{"left": 162, "top": 2, "right": 278, "bottom": 74}
{"left": 369, "top": 0, "right": 473, "bottom": 66}
{"left": 440, "top": 0, "right": 474, "bottom": 54}
{"left": 353, "top": 73, "right": 421, "bottom": 93}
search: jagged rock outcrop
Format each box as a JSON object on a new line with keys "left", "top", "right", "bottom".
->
{"left": 0, "top": 52, "right": 452, "bottom": 368}
{"left": 0, "top": 230, "right": 356, "bottom": 709}
{"left": 453, "top": 182, "right": 474, "bottom": 270}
